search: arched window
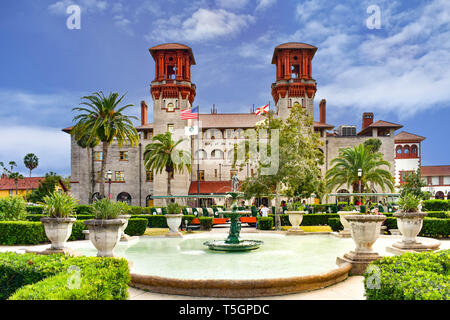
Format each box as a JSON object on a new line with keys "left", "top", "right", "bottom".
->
{"left": 404, "top": 145, "right": 410, "bottom": 155}
{"left": 435, "top": 191, "right": 445, "bottom": 200}
{"left": 211, "top": 149, "right": 224, "bottom": 159}
{"left": 396, "top": 146, "right": 403, "bottom": 156}
{"left": 146, "top": 195, "right": 153, "bottom": 207}
{"left": 411, "top": 145, "right": 418, "bottom": 155}
{"left": 195, "top": 149, "right": 207, "bottom": 160}
{"left": 117, "top": 192, "right": 132, "bottom": 205}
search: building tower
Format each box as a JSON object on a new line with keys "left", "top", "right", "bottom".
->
{"left": 271, "top": 42, "right": 318, "bottom": 121}
{"left": 149, "top": 43, "right": 197, "bottom": 203}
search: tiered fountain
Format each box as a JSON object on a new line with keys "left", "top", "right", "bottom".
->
{"left": 203, "top": 192, "right": 263, "bottom": 252}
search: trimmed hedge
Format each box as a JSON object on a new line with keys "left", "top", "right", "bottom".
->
{"left": 257, "top": 217, "right": 273, "bottom": 230}
{"left": 26, "top": 205, "right": 44, "bottom": 215}
{"left": 75, "top": 205, "right": 93, "bottom": 215}
{"left": 328, "top": 218, "right": 343, "bottom": 232}
{"left": 124, "top": 218, "right": 147, "bottom": 236}
{"left": 364, "top": 250, "right": 450, "bottom": 300}
{"left": 69, "top": 220, "right": 88, "bottom": 241}
{"left": 0, "top": 221, "right": 47, "bottom": 245}
{"left": 198, "top": 217, "right": 213, "bottom": 230}
{"left": 268, "top": 213, "right": 341, "bottom": 226}
{"left": 0, "top": 252, "right": 130, "bottom": 300}
{"left": 384, "top": 217, "right": 449, "bottom": 238}
{"left": 426, "top": 211, "right": 449, "bottom": 219}
{"left": 423, "top": 200, "right": 449, "bottom": 212}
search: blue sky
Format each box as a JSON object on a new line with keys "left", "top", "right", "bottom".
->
{"left": 0, "top": 0, "right": 449, "bottom": 177}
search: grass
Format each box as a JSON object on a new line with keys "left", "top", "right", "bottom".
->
{"left": 281, "top": 225, "right": 332, "bottom": 232}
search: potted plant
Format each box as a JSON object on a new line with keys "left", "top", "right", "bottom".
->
{"left": 40, "top": 191, "right": 78, "bottom": 251}
{"left": 83, "top": 199, "right": 126, "bottom": 257}
{"left": 116, "top": 201, "right": 131, "bottom": 241}
{"left": 393, "top": 193, "right": 428, "bottom": 250}
{"left": 286, "top": 202, "right": 305, "bottom": 234}
{"left": 165, "top": 202, "right": 183, "bottom": 237}
{"left": 337, "top": 205, "right": 386, "bottom": 275}
{"left": 337, "top": 204, "right": 356, "bottom": 237}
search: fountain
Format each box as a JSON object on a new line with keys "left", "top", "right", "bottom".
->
{"left": 203, "top": 192, "right": 263, "bottom": 252}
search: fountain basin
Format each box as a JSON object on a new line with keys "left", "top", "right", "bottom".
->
{"left": 203, "top": 239, "right": 263, "bottom": 251}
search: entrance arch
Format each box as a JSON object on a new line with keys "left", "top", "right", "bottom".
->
{"left": 117, "top": 192, "right": 132, "bottom": 205}
{"left": 435, "top": 191, "right": 445, "bottom": 200}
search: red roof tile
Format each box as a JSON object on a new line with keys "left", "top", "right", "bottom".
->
{"left": 149, "top": 43, "right": 196, "bottom": 65}
{"left": 395, "top": 131, "right": 426, "bottom": 142}
{"left": 272, "top": 42, "right": 318, "bottom": 63}
{"left": 358, "top": 120, "right": 403, "bottom": 135}
{"left": 0, "top": 176, "right": 43, "bottom": 191}
{"left": 421, "top": 166, "right": 450, "bottom": 177}
{"left": 188, "top": 181, "right": 234, "bottom": 194}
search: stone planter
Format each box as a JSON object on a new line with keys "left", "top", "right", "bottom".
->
{"left": 392, "top": 212, "right": 436, "bottom": 251}
{"left": 337, "top": 211, "right": 354, "bottom": 237}
{"left": 83, "top": 219, "right": 126, "bottom": 257}
{"left": 118, "top": 214, "right": 131, "bottom": 241}
{"left": 165, "top": 214, "right": 183, "bottom": 238}
{"left": 336, "top": 214, "right": 386, "bottom": 275}
{"left": 40, "top": 217, "right": 76, "bottom": 251}
{"left": 286, "top": 211, "right": 305, "bottom": 234}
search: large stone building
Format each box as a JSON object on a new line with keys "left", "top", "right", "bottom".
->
{"left": 64, "top": 42, "right": 447, "bottom": 206}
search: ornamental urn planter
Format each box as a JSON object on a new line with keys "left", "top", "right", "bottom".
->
{"left": 118, "top": 214, "right": 131, "bottom": 241}
{"left": 392, "top": 212, "right": 437, "bottom": 251}
{"left": 336, "top": 214, "right": 386, "bottom": 275}
{"left": 40, "top": 217, "right": 76, "bottom": 251}
{"left": 165, "top": 213, "right": 183, "bottom": 238}
{"left": 83, "top": 219, "right": 126, "bottom": 257}
{"left": 337, "top": 211, "right": 354, "bottom": 237}
{"left": 286, "top": 211, "right": 305, "bottom": 234}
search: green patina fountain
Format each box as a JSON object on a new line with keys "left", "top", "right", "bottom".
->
{"left": 203, "top": 192, "right": 263, "bottom": 252}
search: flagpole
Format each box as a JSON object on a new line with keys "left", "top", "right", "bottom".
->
{"left": 197, "top": 105, "right": 200, "bottom": 207}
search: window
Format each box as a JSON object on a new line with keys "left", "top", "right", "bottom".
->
{"left": 167, "top": 103, "right": 174, "bottom": 112}
{"left": 119, "top": 151, "right": 128, "bottom": 161}
{"left": 94, "top": 151, "right": 103, "bottom": 161}
{"left": 230, "top": 170, "right": 238, "bottom": 180}
{"left": 431, "top": 176, "right": 439, "bottom": 186}
{"left": 146, "top": 171, "right": 153, "bottom": 182}
{"left": 9, "top": 190, "right": 13, "bottom": 197}
{"left": 214, "top": 169, "right": 218, "bottom": 178}
{"left": 198, "top": 170, "right": 205, "bottom": 181}
{"left": 115, "top": 171, "right": 125, "bottom": 182}
{"left": 167, "top": 124, "right": 174, "bottom": 133}
{"left": 443, "top": 176, "right": 450, "bottom": 185}
{"left": 411, "top": 145, "right": 418, "bottom": 154}
{"left": 404, "top": 146, "right": 410, "bottom": 154}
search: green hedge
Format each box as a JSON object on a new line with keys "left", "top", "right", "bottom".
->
{"left": 0, "top": 221, "right": 47, "bottom": 245}
{"left": 0, "top": 252, "right": 130, "bottom": 300}
{"left": 364, "top": 250, "right": 450, "bottom": 300}
{"left": 69, "top": 220, "right": 88, "bottom": 241}
{"left": 124, "top": 218, "right": 147, "bottom": 236}
{"left": 198, "top": 217, "right": 213, "bottom": 230}
{"left": 384, "top": 217, "right": 449, "bottom": 238}
{"left": 423, "top": 200, "right": 449, "bottom": 212}
{"left": 328, "top": 218, "right": 343, "bottom": 232}
{"left": 257, "top": 217, "right": 273, "bottom": 230}
{"left": 268, "top": 213, "right": 342, "bottom": 226}
{"left": 26, "top": 205, "right": 44, "bottom": 214}
{"left": 425, "top": 211, "right": 449, "bottom": 219}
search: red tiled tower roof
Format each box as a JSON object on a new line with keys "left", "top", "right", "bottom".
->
{"left": 395, "top": 131, "right": 426, "bottom": 142}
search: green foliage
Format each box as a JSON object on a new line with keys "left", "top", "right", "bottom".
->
{"left": 425, "top": 211, "right": 449, "bottom": 219}
{"left": 397, "top": 193, "right": 422, "bottom": 213}
{"left": 198, "top": 217, "right": 213, "bottom": 230}
{"left": 420, "top": 218, "right": 450, "bottom": 237}
{"left": 328, "top": 218, "right": 343, "bottom": 231}
{"left": 399, "top": 169, "right": 429, "bottom": 200}
{"left": 146, "top": 215, "right": 168, "bottom": 228}
{"left": 128, "top": 206, "right": 144, "bottom": 215}
{"left": 26, "top": 205, "right": 44, "bottom": 214}
{"left": 68, "top": 220, "right": 88, "bottom": 241}
{"left": 287, "top": 202, "right": 305, "bottom": 211}
{"left": 42, "top": 191, "right": 78, "bottom": 218}
{"left": 0, "top": 252, "right": 130, "bottom": 300}
{"left": 257, "top": 217, "right": 273, "bottom": 230}
{"left": 23, "top": 153, "right": 39, "bottom": 177}
{"left": 167, "top": 202, "right": 181, "bottom": 214}
{"left": 124, "top": 219, "right": 147, "bottom": 236}
{"left": 0, "top": 196, "right": 27, "bottom": 221}
{"left": 363, "top": 138, "right": 382, "bottom": 153}
{"left": 75, "top": 204, "right": 93, "bottom": 215}
{"left": 91, "top": 198, "right": 121, "bottom": 219}
{"left": 342, "top": 204, "right": 356, "bottom": 212}
{"left": 0, "top": 221, "right": 47, "bottom": 245}
{"left": 183, "top": 215, "right": 196, "bottom": 226}
{"left": 27, "top": 172, "right": 63, "bottom": 203}
{"left": 422, "top": 200, "right": 449, "bottom": 212}
{"left": 364, "top": 250, "right": 450, "bottom": 300}
{"left": 115, "top": 201, "right": 130, "bottom": 215}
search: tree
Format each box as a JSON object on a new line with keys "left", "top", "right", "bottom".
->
{"left": 0, "top": 161, "right": 24, "bottom": 195}
{"left": 238, "top": 104, "right": 324, "bottom": 230}
{"left": 400, "top": 168, "right": 429, "bottom": 200}
{"left": 24, "top": 153, "right": 39, "bottom": 177}
{"left": 325, "top": 144, "right": 395, "bottom": 197}
{"left": 71, "top": 91, "right": 139, "bottom": 198}
{"left": 144, "top": 131, "right": 191, "bottom": 199}
{"left": 27, "top": 172, "right": 63, "bottom": 203}
{"left": 364, "top": 138, "right": 382, "bottom": 153}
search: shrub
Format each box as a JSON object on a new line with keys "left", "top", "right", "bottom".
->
{"left": 328, "top": 218, "right": 343, "bottom": 232}
{"left": 26, "top": 214, "right": 46, "bottom": 222}
{"left": 0, "top": 221, "right": 47, "bottom": 245}
{"left": 26, "top": 205, "right": 44, "bottom": 214}
{"left": 75, "top": 204, "right": 93, "bottom": 215}
{"left": 384, "top": 217, "right": 398, "bottom": 230}
{"left": 75, "top": 214, "right": 95, "bottom": 220}
{"left": 183, "top": 215, "right": 196, "bottom": 226}
{"left": 421, "top": 218, "right": 450, "bottom": 238}
{"left": 397, "top": 193, "right": 421, "bottom": 213}
{"left": 198, "top": 217, "right": 213, "bottom": 230}
{"left": 257, "top": 217, "right": 273, "bottom": 230}
{"left": 42, "top": 191, "right": 78, "bottom": 218}
{"left": 0, "top": 252, "right": 130, "bottom": 300}
{"left": 91, "top": 199, "right": 121, "bottom": 219}
{"left": 426, "top": 211, "right": 449, "bottom": 219}
{"left": 69, "top": 220, "right": 88, "bottom": 241}
{"left": 128, "top": 206, "right": 143, "bottom": 215}
{"left": 0, "top": 196, "right": 27, "bottom": 221}
{"left": 167, "top": 202, "right": 181, "bottom": 214}
{"left": 364, "top": 250, "right": 450, "bottom": 300}
{"left": 146, "top": 215, "right": 168, "bottom": 228}
{"left": 124, "top": 218, "right": 147, "bottom": 236}
{"left": 422, "top": 200, "right": 449, "bottom": 212}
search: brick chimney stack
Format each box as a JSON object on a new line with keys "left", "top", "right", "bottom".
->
{"left": 141, "top": 101, "right": 148, "bottom": 126}
{"left": 362, "top": 112, "right": 374, "bottom": 130}
{"left": 319, "top": 99, "right": 326, "bottom": 123}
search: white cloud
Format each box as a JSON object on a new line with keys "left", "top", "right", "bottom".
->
{"left": 256, "top": 0, "right": 277, "bottom": 11}
{"left": 147, "top": 8, "right": 255, "bottom": 42}
{"left": 48, "top": 0, "right": 107, "bottom": 15}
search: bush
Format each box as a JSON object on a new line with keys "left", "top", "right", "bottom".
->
{"left": 198, "top": 217, "right": 213, "bottom": 230}
{"left": 257, "top": 217, "right": 273, "bottom": 230}
{"left": 384, "top": 217, "right": 449, "bottom": 238}
{"left": 0, "top": 221, "right": 47, "bottom": 245}
{"left": 26, "top": 205, "right": 44, "bottom": 214}
{"left": 146, "top": 215, "right": 168, "bottom": 228}
{"left": 364, "top": 250, "right": 450, "bottom": 300}
{"left": 423, "top": 200, "right": 449, "bottom": 212}
{"left": 69, "top": 220, "right": 88, "bottom": 241}
{"left": 0, "top": 252, "right": 130, "bottom": 300}
{"left": 124, "top": 218, "right": 147, "bottom": 236}
{"left": 75, "top": 204, "right": 93, "bottom": 215}
{"left": 0, "top": 196, "right": 27, "bottom": 221}
{"left": 128, "top": 206, "right": 144, "bottom": 215}
{"left": 425, "top": 211, "right": 449, "bottom": 219}
{"left": 328, "top": 218, "right": 343, "bottom": 232}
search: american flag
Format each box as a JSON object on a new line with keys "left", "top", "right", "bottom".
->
{"left": 180, "top": 106, "right": 199, "bottom": 120}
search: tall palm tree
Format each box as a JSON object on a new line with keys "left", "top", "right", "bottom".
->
{"left": 325, "top": 144, "right": 394, "bottom": 195}
{"left": 144, "top": 132, "right": 191, "bottom": 198}
{"left": 71, "top": 91, "right": 139, "bottom": 198}
{"left": 24, "top": 153, "right": 39, "bottom": 177}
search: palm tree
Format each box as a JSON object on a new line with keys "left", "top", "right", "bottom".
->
{"left": 9, "top": 172, "right": 24, "bottom": 195}
{"left": 144, "top": 132, "right": 191, "bottom": 198}
{"left": 325, "top": 144, "right": 394, "bottom": 196}
{"left": 71, "top": 91, "right": 139, "bottom": 198}
{"left": 24, "top": 153, "right": 39, "bottom": 177}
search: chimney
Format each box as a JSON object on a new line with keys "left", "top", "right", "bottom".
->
{"left": 319, "top": 99, "right": 326, "bottom": 123}
{"left": 140, "top": 101, "right": 148, "bottom": 126}
{"left": 362, "top": 112, "right": 374, "bottom": 130}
